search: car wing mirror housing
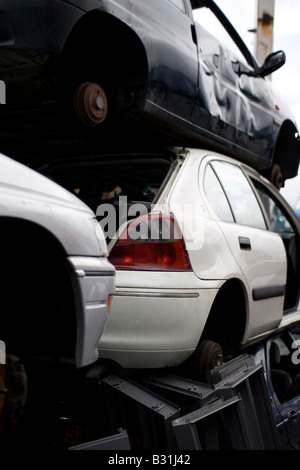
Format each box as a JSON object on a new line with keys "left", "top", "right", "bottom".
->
{"left": 259, "top": 50, "right": 286, "bottom": 77}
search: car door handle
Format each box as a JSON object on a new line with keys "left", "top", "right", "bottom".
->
{"left": 239, "top": 237, "right": 251, "bottom": 251}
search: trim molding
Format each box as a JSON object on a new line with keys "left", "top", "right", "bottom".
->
{"left": 252, "top": 285, "right": 285, "bottom": 301}
{"left": 114, "top": 291, "right": 199, "bottom": 299}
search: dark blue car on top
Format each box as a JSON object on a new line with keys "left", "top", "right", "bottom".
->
{"left": 0, "top": 0, "right": 299, "bottom": 187}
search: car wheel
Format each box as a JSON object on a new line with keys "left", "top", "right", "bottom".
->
{"left": 196, "top": 340, "right": 223, "bottom": 379}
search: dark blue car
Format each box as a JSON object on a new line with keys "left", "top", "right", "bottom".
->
{"left": 0, "top": 0, "right": 299, "bottom": 187}
{"left": 249, "top": 324, "right": 300, "bottom": 449}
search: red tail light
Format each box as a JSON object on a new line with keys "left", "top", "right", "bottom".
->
{"left": 109, "top": 213, "right": 192, "bottom": 271}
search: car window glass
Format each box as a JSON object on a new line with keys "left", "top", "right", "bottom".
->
{"left": 210, "top": 161, "right": 266, "bottom": 230}
{"left": 193, "top": 6, "right": 247, "bottom": 63}
{"left": 203, "top": 163, "right": 234, "bottom": 222}
{"left": 168, "top": 0, "right": 186, "bottom": 13}
{"left": 253, "top": 181, "right": 294, "bottom": 234}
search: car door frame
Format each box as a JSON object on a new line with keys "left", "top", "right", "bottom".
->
{"left": 245, "top": 168, "right": 300, "bottom": 314}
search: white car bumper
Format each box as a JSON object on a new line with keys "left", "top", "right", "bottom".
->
{"left": 68, "top": 256, "right": 115, "bottom": 367}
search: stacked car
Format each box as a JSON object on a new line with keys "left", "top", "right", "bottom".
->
{"left": 0, "top": 0, "right": 299, "bottom": 186}
{"left": 0, "top": 0, "right": 300, "bottom": 450}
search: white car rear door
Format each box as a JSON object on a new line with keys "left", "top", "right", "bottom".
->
{"left": 203, "top": 158, "right": 287, "bottom": 340}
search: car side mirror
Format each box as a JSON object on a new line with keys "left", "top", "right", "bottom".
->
{"left": 259, "top": 50, "right": 286, "bottom": 77}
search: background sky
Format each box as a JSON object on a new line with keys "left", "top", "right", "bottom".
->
{"left": 205, "top": 0, "right": 300, "bottom": 209}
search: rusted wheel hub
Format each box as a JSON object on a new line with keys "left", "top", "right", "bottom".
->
{"left": 74, "top": 82, "right": 108, "bottom": 127}
{"left": 196, "top": 340, "right": 223, "bottom": 379}
{"left": 271, "top": 164, "right": 284, "bottom": 189}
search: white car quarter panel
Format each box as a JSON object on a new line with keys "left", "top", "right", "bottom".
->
{"left": 98, "top": 271, "right": 220, "bottom": 368}
{"left": 98, "top": 290, "right": 218, "bottom": 368}
{"left": 165, "top": 152, "right": 246, "bottom": 281}
{"left": 113, "top": 270, "right": 225, "bottom": 290}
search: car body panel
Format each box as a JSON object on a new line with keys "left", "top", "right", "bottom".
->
{"left": 164, "top": 154, "right": 246, "bottom": 280}
{"left": 98, "top": 270, "right": 220, "bottom": 368}
{"left": 0, "top": 152, "right": 108, "bottom": 257}
{"left": 214, "top": 220, "right": 286, "bottom": 338}
{"left": 191, "top": 19, "right": 276, "bottom": 170}
{"left": 0, "top": 0, "right": 83, "bottom": 52}
{"left": 67, "top": 256, "right": 115, "bottom": 367}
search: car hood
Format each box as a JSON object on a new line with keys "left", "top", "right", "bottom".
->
{"left": 0, "top": 152, "right": 91, "bottom": 212}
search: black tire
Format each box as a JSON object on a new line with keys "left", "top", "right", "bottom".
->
{"left": 196, "top": 340, "right": 223, "bottom": 379}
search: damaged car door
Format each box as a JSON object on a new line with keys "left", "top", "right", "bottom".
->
{"left": 191, "top": 0, "right": 285, "bottom": 170}
{"left": 145, "top": 0, "right": 199, "bottom": 122}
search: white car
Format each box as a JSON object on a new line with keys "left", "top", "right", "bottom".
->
{"left": 35, "top": 147, "right": 300, "bottom": 378}
{"left": 0, "top": 152, "right": 115, "bottom": 370}
{"left": 94, "top": 148, "right": 300, "bottom": 376}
